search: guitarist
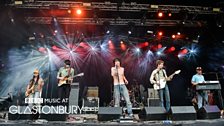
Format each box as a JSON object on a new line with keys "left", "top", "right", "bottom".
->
{"left": 150, "top": 60, "right": 173, "bottom": 112}
{"left": 26, "top": 69, "right": 44, "bottom": 100}
{"left": 26, "top": 69, "right": 44, "bottom": 119}
{"left": 57, "top": 60, "right": 74, "bottom": 107}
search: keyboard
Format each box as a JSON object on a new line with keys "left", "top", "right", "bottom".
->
{"left": 196, "top": 81, "right": 221, "bottom": 90}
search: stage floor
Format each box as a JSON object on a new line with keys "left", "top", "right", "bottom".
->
{"left": 0, "top": 114, "right": 224, "bottom": 126}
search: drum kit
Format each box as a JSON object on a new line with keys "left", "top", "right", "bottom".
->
{"left": 109, "top": 79, "right": 146, "bottom": 108}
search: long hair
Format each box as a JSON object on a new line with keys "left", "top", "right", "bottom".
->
{"left": 29, "top": 74, "right": 40, "bottom": 87}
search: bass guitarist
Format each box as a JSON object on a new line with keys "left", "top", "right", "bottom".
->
{"left": 150, "top": 60, "right": 180, "bottom": 112}
{"left": 57, "top": 60, "right": 74, "bottom": 106}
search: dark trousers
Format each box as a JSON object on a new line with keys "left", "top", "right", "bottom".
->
{"left": 58, "top": 84, "right": 71, "bottom": 107}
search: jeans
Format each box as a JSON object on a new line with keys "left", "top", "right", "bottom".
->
{"left": 197, "top": 91, "right": 208, "bottom": 109}
{"left": 114, "top": 84, "right": 133, "bottom": 114}
{"left": 28, "top": 91, "right": 41, "bottom": 115}
{"left": 28, "top": 91, "right": 41, "bottom": 106}
{"left": 158, "top": 85, "right": 170, "bottom": 112}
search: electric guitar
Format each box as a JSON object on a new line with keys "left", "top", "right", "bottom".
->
{"left": 58, "top": 73, "right": 84, "bottom": 87}
{"left": 25, "top": 83, "right": 35, "bottom": 97}
{"left": 25, "top": 78, "right": 47, "bottom": 97}
{"left": 153, "top": 70, "right": 181, "bottom": 90}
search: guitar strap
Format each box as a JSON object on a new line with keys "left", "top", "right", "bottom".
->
{"left": 155, "top": 69, "right": 166, "bottom": 81}
{"left": 67, "top": 67, "right": 71, "bottom": 84}
{"left": 162, "top": 69, "right": 166, "bottom": 78}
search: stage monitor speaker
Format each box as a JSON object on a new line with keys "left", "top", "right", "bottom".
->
{"left": 171, "top": 106, "right": 196, "bottom": 120}
{"left": 197, "top": 105, "right": 220, "bottom": 119}
{"left": 8, "top": 106, "right": 30, "bottom": 120}
{"left": 98, "top": 107, "right": 122, "bottom": 121}
{"left": 69, "top": 83, "right": 79, "bottom": 106}
{"left": 8, "top": 106, "right": 39, "bottom": 120}
{"left": 138, "top": 107, "right": 167, "bottom": 120}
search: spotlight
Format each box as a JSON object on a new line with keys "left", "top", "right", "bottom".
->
{"left": 67, "top": 9, "right": 72, "bottom": 14}
{"left": 158, "top": 31, "right": 163, "bottom": 36}
{"left": 91, "top": 47, "right": 96, "bottom": 51}
{"left": 168, "top": 12, "right": 172, "bottom": 17}
{"left": 108, "top": 40, "right": 112, "bottom": 43}
{"left": 70, "top": 50, "right": 73, "bottom": 54}
{"left": 120, "top": 41, "right": 124, "bottom": 44}
{"left": 144, "top": 42, "right": 149, "bottom": 46}
{"left": 172, "top": 35, "right": 176, "bottom": 39}
{"left": 147, "top": 30, "right": 154, "bottom": 34}
{"left": 76, "top": 9, "right": 82, "bottom": 15}
{"left": 10, "top": 18, "right": 14, "bottom": 23}
{"left": 190, "top": 50, "right": 195, "bottom": 53}
{"left": 180, "top": 48, "right": 188, "bottom": 55}
{"left": 156, "top": 47, "right": 166, "bottom": 56}
{"left": 158, "top": 12, "right": 163, "bottom": 18}
{"left": 54, "top": 30, "right": 58, "bottom": 33}
{"left": 128, "top": 31, "right": 132, "bottom": 35}
{"left": 157, "top": 44, "right": 162, "bottom": 49}
{"left": 106, "top": 30, "right": 110, "bottom": 34}
{"left": 178, "top": 54, "right": 183, "bottom": 58}
{"left": 170, "top": 46, "right": 176, "bottom": 51}
{"left": 157, "top": 51, "right": 162, "bottom": 55}
{"left": 136, "top": 48, "right": 140, "bottom": 52}
{"left": 177, "top": 32, "right": 181, "bottom": 35}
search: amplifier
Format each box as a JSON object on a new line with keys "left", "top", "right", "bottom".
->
{"left": 82, "top": 97, "right": 99, "bottom": 113}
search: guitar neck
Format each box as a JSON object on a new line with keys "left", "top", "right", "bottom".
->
{"left": 169, "top": 73, "right": 175, "bottom": 78}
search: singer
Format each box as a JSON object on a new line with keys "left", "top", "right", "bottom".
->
{"left": 111, "top": 58, "right": 133, "bottom": 117}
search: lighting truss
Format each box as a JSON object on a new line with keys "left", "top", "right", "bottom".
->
{"left": 10, "top": 1, "right": 223, "bottom": 14}
{"left": 25, "top": 17, "right": 204, "bottom": 27}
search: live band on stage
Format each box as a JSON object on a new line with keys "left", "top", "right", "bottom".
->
{"left": 13, "top": 58, "right": 224, "bottom": 120}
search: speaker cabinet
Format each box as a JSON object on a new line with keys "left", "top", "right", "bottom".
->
{"left": 171, "top": 106, "right": 196, "bottom": 120}
{"left": 40, "top": 106, "right": 67, "bottom": 121}
{"left": 8, "top": 106, "right": 30, "bottom": 120}
{"left": 138, "top": 107, "right": 167, "bottom": 120}
{"left": 98, "top": 107, "right": 122, "bottom": 121}
{"left": 69, "top": 83, "right": 79, "bottom": 106}
{"left": 197, "top": 105, "right": 220, "bottom": 119}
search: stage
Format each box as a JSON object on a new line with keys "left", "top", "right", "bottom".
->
{"left": 0, "top": 113, "right": 224, "bottom": 126}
